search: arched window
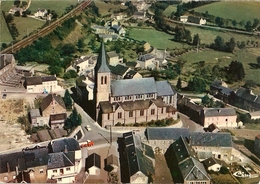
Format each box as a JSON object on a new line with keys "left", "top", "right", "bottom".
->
{"left": 104, "top": 76, "right": 107, "bottom": 84}
{"left": 101, "top": 76, "right": 104, "bottom": 84}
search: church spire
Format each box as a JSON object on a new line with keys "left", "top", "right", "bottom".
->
{"left": 95, "top": 42, "right": 110, "bottom": 73}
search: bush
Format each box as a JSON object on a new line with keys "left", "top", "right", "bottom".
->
{"left": 219, "top": 166, "right": 229, "bottom": 174}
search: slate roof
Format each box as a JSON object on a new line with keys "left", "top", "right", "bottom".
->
{"left": 189, "top": 132, "right": 232, "bottom": 147}
{"left": 122, "top": 132, "right": 155, "bottom": 176}
{"left": 202, "top": 157, "right": 220, "bottom": 169}
{"left": 49, "top": 138, "right": 80, "bottom": 153}
{"left": 203, "top": 108, "right": 236, "bottom": 117}
{"left": 110, "top": 65, "right": 129, "bottom": 76}
{"left": 23, "top": 146, "right": 49, "bottom": 168}
{"left": 170, "top": 136, "right": 198, "bottom": 164}
{"left": 138, "top": 54, "right": 154, "bottom": 62}
{"left": 25, "top": 76, "right": 42, "bottom": 85}
{"left": 40, "top": 94, "right": 66, "bottom": 112}
{"left": 47, "top": 152, "right": 75, "bottom": 169}
{"left": 111, "top": 77, "right": 157, "bottom": 96}
{"left": 85, "top": 153, "right": 101, "bottom": 171}
{"left": 235, "top": 87, "right": 257, "bottom": 101}
{"left": 42, "top": 75, "right": 56, "bottom": 82}
{"left": 95, "top": 42, "right": 111, "bottom": 73}
{"left": 156, "top": 80, "right": 175, "bottom": 96}
{"left": 179, "top": 157, "right": 210, "bottom": 181}
{"left": 146, "top": 127, "right": 190, "bottom": 140}
{"left": 124, "top": 70, "right": 138, "bottom": 79}
{"left": 0, "top": 151, "right": 25, "bottom": 173}
{"left": 211, "top": 79, "right": 228, "bottom": 88}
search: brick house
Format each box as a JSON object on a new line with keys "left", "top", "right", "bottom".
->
{"left": 40, "top": 94, "right": 66, "bottom": 118}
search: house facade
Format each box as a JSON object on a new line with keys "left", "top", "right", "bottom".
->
{"left": 25, "top": 75, "right": 63, "bottom": 93}
{"left": 136, "top": 53, "right": 156, "bottom": 69}
{"left": 85, "top": 153, "right": 101, "bottom": 175}
{"left": 201, "top": 108, "right": 237, "bottom": 128}
{"left": 94, "top": 42, "right": 177, "bottom": 127}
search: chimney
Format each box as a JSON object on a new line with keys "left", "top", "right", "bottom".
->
{"left": 218, "top": 109, "right": 221, "bottom": 113}
{"left": 64, "top": 145, "right": 68, "bottom": 153}
{"left": 112, "top": 104, "right": 116, "bottom": 112}
{"left": 7, "top": 162, "right": 10, "bottom": 173}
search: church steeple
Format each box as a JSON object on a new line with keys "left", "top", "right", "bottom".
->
{"left": 95, "top": 42, "right": 110, "bottom": 73}
{"left": 94, "top": 42, "right": 111, "bottom": 121}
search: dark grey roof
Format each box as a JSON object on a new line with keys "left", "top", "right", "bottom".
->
{"left": 190, "top": 132, "right": 232, "bottom": 147}
{"left": 138, "top": 54, "right": 154, "bottom": 62}
{"left": 25, "top": 76, "right": 42, "bottom": 85}
{"left": 156, "top": 80, "right": 175, "bottom": 96}
{"left": 107, "top": 51, "right": 118, "bottom": 58}
{"left": 85, "top": 153, "right": 101, "bottom": 170}
{"left": 42, "top": 75, "right": 56, "bottom": 82}
{"left": 110, "top": 65, "right": 129, "bottom": 76}
{"left": 124, "top": 70, "right": 138, "bottom": 79}
{"left": 47, "top": 152, "right": 74, "bottom": 169}
{"left": 23, "top": 146, "right": 49, "bottom": 168}
{"left": 49, "top": 138, "right": 80, "bottom": 153}
{"left": 203, "top": 108, "right": 236, "bottom": 117}
{"left": 0, "top": 151, "right": 25, "bottom": 173}
{"left": 179, "top": 157, "right": 210, "bottom": 181}
{"left": 111, "top": 77, "right": 157, "bottom": 96}
{"left": 235, "top": 87, "right": 257, "bottom": 101}
{"left": 146, "top": 127, "right": 190, "bottom": 140}
{"left": 95, "top": 42, "right": 111, "bottom": 73}
{"left": 50, "top": 113, "right": 67, "bottom": 121}
{"left": 202, "top": 157, "right": 219, "bottom": 168}
{"left": 105, "top": 154, "right": 118, "bottom": 167}
{"left": 197, "top": 152, "right": 212, "bottom": 160}
{"left": 218, "top": 86, "right": 233, "bottom": 95}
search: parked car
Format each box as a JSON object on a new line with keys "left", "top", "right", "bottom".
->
{"left": 80, "top": 140, "right": 94, "bottom": 148}
{"left": 2, "top": 94, "right": 7, "bottom": 99}
{"left": 85, "top": 125, "right": 92, "bottom": 131}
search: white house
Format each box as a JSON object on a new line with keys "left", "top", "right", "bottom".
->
{"left": 180, "top": 16, "right": 188, "bottom": 23}
{"left": 136, "top": 53, "right": 156, "bottom": 69}
{"left": 202, "top": 157, "right": 221, "bottom": 172}
{"left": 34, "top": 8, "right": 47, "bottom": 18}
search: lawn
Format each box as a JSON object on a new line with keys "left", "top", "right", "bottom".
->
{"left": 95, "top": 0, "right": 127, "bottom": 17}
{"left": 210, "top": 173, "right": 239, "bottom": 184}
{"left": 167, "top": 21, "right": 260, "bottom": 46}
{"left": 193, "top": 1, "right": 260, "bottom": 23}
{"left": 13, "top": 17, "right": 45, "bottom": 40}
{"left": 28, "top": 0, "right": 79, "bottom": 16}
{"left": 163, "top": 5, "right": 177, "bottom": 17}
{"left": 128, "top": 27, "right": 184, "bottom": 49}
{"left": 0, "top": 11, "right": 13, "bottom": 44}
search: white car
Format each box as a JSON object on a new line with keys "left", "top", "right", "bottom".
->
{"left": 85, "top": 125, "right": 92, "bottom": 131}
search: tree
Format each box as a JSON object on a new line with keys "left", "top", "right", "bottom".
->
{"left": 253, "top": 18, "right": 259, "bottom": 29}
{"left": 176, "top": 77, "right": 182, "bottom": 90}
{"left": 175, "top": 4, "right": 184, "bottom": 17}
{"left": 226, "top": 37, "right": 236, "bottom": 53}
{"left": 64, "top": 108, "right": 82, "bottom": 131}
{"left": 245, "top": 21, "right": 253, "bottom": 32}
{"left": 150, "top": 69, "right": 160, "bottom": 81}
{"left": 201, "top": 95, "right": 214, "bottom": 107}
{"left": 5, "top": 14, "right": 14, "bottom": 23}
{"left": 188, "top": 76, "right": 207, "bottom": 93}
{"left": 63, "top": 70, "right": 78, "bottom": 79}
{"left": 192, "top": 34, "right": 200, "bottom": 46}
{"left": 226, "top": 60, "right": 245, "bottom": 82}
{"left": 63, "top": 89, "right": 73, "bottom": 110}
{"left": 232, "top": 19, "right": 237, "bottom": 27}
{"left": 61, "top": 43, "right": 76, "bottom": 56}
{"left": 257, "top": 56, "right": 260, "bottom": 67}
{"left": 215, "top": 17, "right": 224, "bottom": 27}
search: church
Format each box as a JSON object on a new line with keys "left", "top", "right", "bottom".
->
{"left": 94, "top": 42, "right": 177, "bottom": 127}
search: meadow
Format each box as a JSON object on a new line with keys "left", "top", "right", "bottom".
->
{"left": 128, "top": 27, "right": 184, "bottom": 50}
{"left": 0, "top": 11, "right": 13, "bottom": 44}
{"left": 1, "top": 0, "right": 79, "bottom": 16}
{"left": 163, "top": 5, "right": 177, "bottom": 17}
{"left": 95, "top": 1, "right": 127, "bottom": 17}
{"left": 13, "top": 17, "right": 45, "bottom": 40}
{"left": 193, "top": 1, "right": 260, "bottom": 23}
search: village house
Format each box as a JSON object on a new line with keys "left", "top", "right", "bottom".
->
{"left": 118, "top": 131, "right": 155, "bottom": 184}
{"left": 34, "top": 8, "right": 47, "bottom": 18}
{"left": 49, "top": 113, "right": 67, "bottom": 129}
{"left": 180, "top": 16, "right": 188, "bottom": 23}
{"left": 202, "top": 157, "right": 222, "bottom": 172}
{"left": 111, "top": 25, "right": 126, "bottom": 36}
{"left": 201, "top": 108, "right": 237, "bottom": 128}
{"left": 24, "top": 75, "right": 63, "bottom": 93}
{"left": 47, "top": 138, "right": 82, "bottom": 183}
{"left": 40, "top": 94, "right": 66, "bottom": 118}
{"left": 107, "top": 51, "right": 123, "bottom": 66}
{"left": 133, "top": 11, "right": 146, "bottom": 20}
{"left": 165, "top": 136, "right": 211, "bottom": 184}
{"left": 72, "top": 55, "right": 97, "bottom": 75}
{"left": 210, "top": 79, "right": 234, "bottom": 103}
{"left": 85, "top": 153, "right": 101, "bottom": 175}
{"left": 136, "top": 53, "right": 156, "bottom": 69}
{"left": 123, "top": 70, "right": 142, "bottom": 79}
{"left": 94, "top": 42, "right": 177, "bottom": 127}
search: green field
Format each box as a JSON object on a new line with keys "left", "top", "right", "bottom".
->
{"left": 163, "top": 5, "right": 177, "bottom": 17}
{"left": 95, "top": 0, "right": 127, "bottom": 17}
{"left": 1, "top": 0, "right": 79, "bottom": 16}
{"left": 128, "top": 28, "right": 184, "bottom": 49}
{"left": 194, "top": 1, "right": 260, "bottom": 23}
{"left": 13, "top": 17, "right": 45, "bottom": 40}
{"left": 0, "top": 11, "right": 13, "bottom": 44}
